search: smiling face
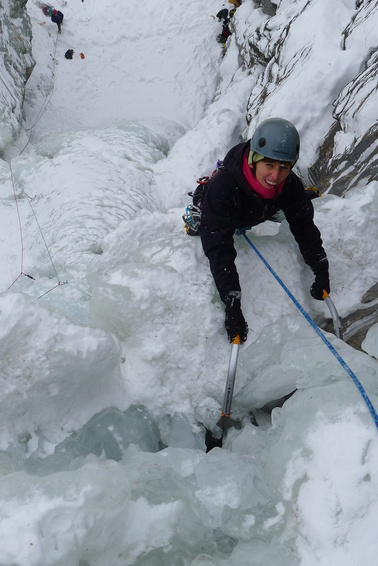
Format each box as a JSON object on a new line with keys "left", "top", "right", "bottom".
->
{"left": 253, "top": 158, "right": 292, "bottom": 190}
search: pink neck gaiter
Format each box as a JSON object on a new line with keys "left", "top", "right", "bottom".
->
{"left": 242, "top": 153, "right": 285, "bottom": 200}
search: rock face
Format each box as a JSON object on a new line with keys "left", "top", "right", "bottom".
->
{"left": 308, "top": 1, "right": 378, "bottom": 196}
{"left": 243, "top": 0, "right": 377, "bottom": 197}
{"left": 0, "top": 0, "right": 35, "bottom": 157}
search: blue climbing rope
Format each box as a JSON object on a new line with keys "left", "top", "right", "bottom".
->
{"left": 240, "top": 230, "right": 378, "bottom": 430}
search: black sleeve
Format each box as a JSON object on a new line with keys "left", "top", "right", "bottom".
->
{"left": 199, "top": 174, "right": 241, "bottom": 303}
{"left": 281, "top": 175, "right": 327, "bottom": 268}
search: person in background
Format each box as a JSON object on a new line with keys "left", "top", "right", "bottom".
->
{"left": 42, "top": 4, "right": 64, "bottom": 33}
{"left": 199, "top": 118, "right": 330, "bottom": 343}
{"left": 216, "top": 9, "right": 232, "bottom": 45}
{"left": 229, "top": 0, "right": 242, "bottom": 16}
{"left": 217, "top": 22, "right": 232, "bottom": 44}
{"left": 216, "top": 9, "right": 229, "bottom": 22}
{"left": 51, "top": 8, "right": 64, "bottom": 33}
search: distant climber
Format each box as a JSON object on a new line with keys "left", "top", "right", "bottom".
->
{"left": 216, "top": 9, "right": 232, "bottom": 46}
{"left": 65, "top": 49, "right": 74, "bottom": 59}
{"left": 217, "top": 23, "right": 232, "bottom": 45}
{"left": 40, "top": 4, "right": 64, "bottom": 33}
{"left": 216, "top": 9, "right": 229, "bottom": 22}
{"left": 51, "top": 9, "right": 64, "bottom": 33}
{"left": 229, "top": 0, "right": 241, "bottom": 17}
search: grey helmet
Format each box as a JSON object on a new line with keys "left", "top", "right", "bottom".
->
{"left": 250, "top": 118, "right": 300, "bottom": 162}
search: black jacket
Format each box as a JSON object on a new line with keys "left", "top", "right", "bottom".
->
{"left": 200, "top": 141, "right": 327, "bottom": 302}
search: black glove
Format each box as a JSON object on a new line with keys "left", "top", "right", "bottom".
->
{"left": 310, "top": 259, "right": 330, "bottom": 300}
{"left": 224, "top": 292, "right": 248, "bottom": 343}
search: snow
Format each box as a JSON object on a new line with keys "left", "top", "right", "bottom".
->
{"left": 0, "top": 0, "right": 378, "bottom": 564}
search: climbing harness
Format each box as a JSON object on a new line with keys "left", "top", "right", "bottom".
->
{"left": 183, "top": 161, "right": 224, "bottom": 236}
{"left": 182, "top": 202, "right": 201, "bottom": 236}
{"left": 239, "top": 229, "right": 378, "bottom": 430}
{"left": 182, "top": 178, "right": 207, "bottom": 236}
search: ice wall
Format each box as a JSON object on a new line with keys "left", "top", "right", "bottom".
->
{"left": 0, "top": 0, "right": 35, "bottom": 156}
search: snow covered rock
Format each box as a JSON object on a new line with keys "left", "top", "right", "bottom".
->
{"left": 240, "top": 0, "right": 377, "bottom": 195}
{"left": 0, "top": 0, "right": 35, "bottom": 156}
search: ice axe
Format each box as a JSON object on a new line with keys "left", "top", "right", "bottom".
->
{"left": 214, "top": 292, "right": 341, "bottom": 431}
{"left": 205, "top": 334, "right": 241, "bottom": 452}
{"left": 323, "top": 290, "right": 343, "bottom": 340}
{"left": 204, "top": 334, "right": 241, "bottom": 453}
{"left": 217, "top": 334, "right": 241, "bottom": 431}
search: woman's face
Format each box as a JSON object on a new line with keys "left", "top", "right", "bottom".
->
{"left": 253, "top": 159, "right": 291, "bottom": 190}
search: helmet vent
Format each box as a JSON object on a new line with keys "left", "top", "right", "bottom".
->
{"left": 258, "top": 137, "right": 266, "bottom": 148}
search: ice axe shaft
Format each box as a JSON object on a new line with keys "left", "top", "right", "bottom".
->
{"left": 217, "top": 335, "right": 240, "bottom": 430}
{"left": 322, "top": 290, "right": 343, "bottom": 340}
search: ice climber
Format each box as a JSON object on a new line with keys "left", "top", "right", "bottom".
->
{"left": 42, "top": 4, "right": 64, "bottom": 33}
{"left": 199, "top": 117, "right": 331, "bottom": 343}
